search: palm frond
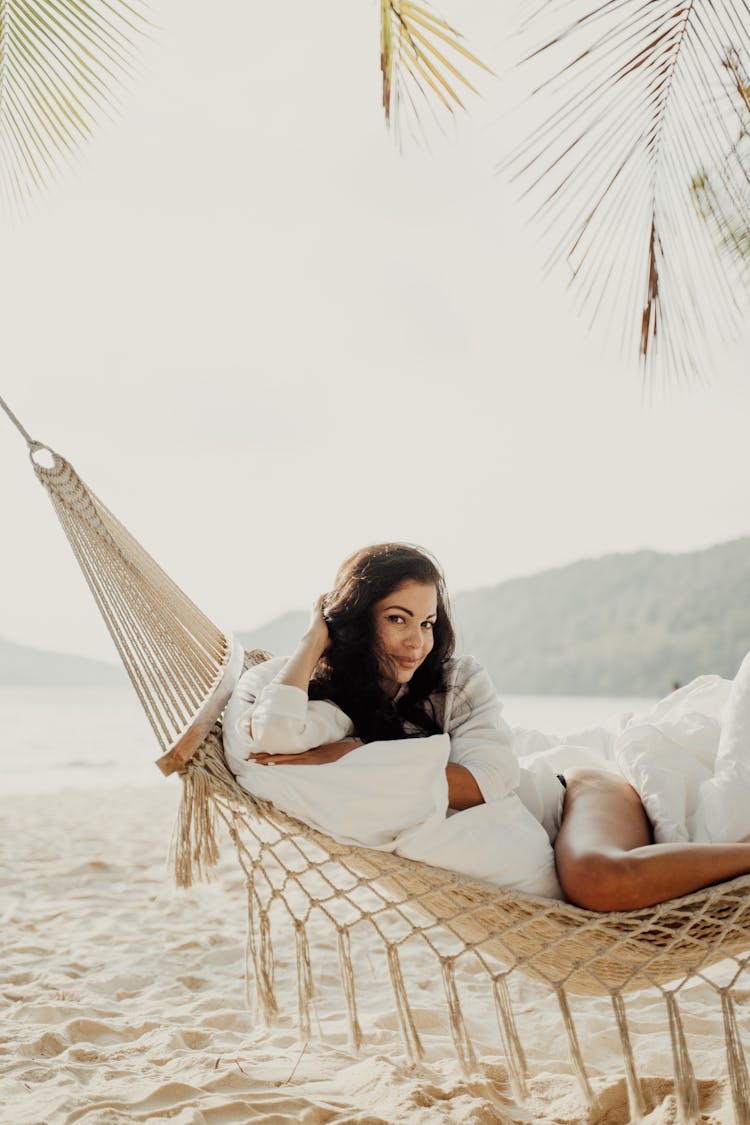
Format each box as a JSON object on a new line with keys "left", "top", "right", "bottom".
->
{"left": 0, "top": 0, "right": 150, "bottom": 212}
{"left": 692, "top": 50, "right": 750, "bottom": 274}
{"left": 380, "top": 1, "right": 492, "bottom": 144}
{"left": 504, "top": 0, "right": 750, "bottom": 380}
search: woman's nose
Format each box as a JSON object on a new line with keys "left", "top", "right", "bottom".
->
{"left": 405, "top": 629, "right": 422, "bottom": 650}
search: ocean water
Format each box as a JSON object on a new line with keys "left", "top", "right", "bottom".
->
{"left": 0, "top": 684, "right": 656, "bottom": 795}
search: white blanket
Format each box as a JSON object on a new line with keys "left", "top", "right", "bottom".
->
{"left": 518, "top": 663, "right": 750, "bottom": 846}
{"left": 223, "top": 654, "right": 750, "bottom": 900}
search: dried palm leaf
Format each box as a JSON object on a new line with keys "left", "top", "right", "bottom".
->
{"left": 380, "top": 1, "right": 492, "bottom": 143}
{"left": 505, "top": 1, "right": 750, "bottom": 379}
{"left": 0, "top": 0, "right": 150, "bottom": 212}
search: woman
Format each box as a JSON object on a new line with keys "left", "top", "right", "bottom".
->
{"left": 223, "top": 542, "right": 750, "bottom": 911}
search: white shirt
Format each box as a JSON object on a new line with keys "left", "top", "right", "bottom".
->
{"left": 223, "top": 653, "right": 520, "bottom": 804}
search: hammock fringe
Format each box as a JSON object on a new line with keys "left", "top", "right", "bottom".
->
{"left": 295, "top": 919, "right": 315, "bottom": 1040}
{"left": 721, "top": 990, "right": 750, "bottom": 1125}
{"left": 492, "top": 975, "right": 528, "bottom": 1102}
{"left": 246, "top": 891, "right": 278, "bottom": 1024}
{"left": 441, "top": 958, "right": 478, "bottom": 1077}
{"left": 246, "top": 885, "right": 261, "bottom": 1016}
{"left": 665, "top": 991, "right": 700, "bottom": 1124}
{"left": 555, "top": 984, "right": 595, "bottom": 1105}
{"left": 611, "top": 990, "right": 646, "bottom": 1124}
{"left": 387, "top": 943, "right": 425, "bottom": 1065}
{"left": 171, "top": 756, "right": 221, "bottom": 889}
{"left": 337, "top": 927, "right": 364, "bottom": 1053}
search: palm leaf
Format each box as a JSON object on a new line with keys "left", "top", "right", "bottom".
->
{"left": 380, "top": 1, "right": 492, "bottom": 143}
{"left": 692, "top": 50, "right": 750, "bottom": 274}
{"left": 0, "top": 0, "right": 150, "bottom": 211}
{"left": 505, "top": 0, "right": 750, "bottom": 379}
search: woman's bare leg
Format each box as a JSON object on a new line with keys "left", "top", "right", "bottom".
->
{"left": 555, "top": 768, "right": 750, "bottom": 911}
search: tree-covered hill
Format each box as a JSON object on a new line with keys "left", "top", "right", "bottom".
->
{"left": 453, "top": 538, "right": 749, "bottom": 696}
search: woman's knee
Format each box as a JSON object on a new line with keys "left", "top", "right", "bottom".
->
{"left": 557, "top": 847, "right": 641, "bottom": 912}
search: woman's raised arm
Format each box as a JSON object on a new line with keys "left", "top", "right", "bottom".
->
{"left": 271, "top": 594, "right": 330, "bottom": 692}
{"left": 222, "top": 598, "right": 354, "bottom": 765}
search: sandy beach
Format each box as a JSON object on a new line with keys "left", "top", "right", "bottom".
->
{"left": 2, "top": 783, "right": 746, "bottom": 1124}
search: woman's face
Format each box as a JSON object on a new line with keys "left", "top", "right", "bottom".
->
{"left": 372, "top": 580, "right": 438, "bottom": 693}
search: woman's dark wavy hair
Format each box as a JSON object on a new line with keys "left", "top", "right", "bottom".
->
{"left": 308, "top": 543, "right": 456, "bottom": 742}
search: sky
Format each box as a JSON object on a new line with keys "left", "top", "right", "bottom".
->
{"left": 1, "top": 0, "right": 748, "bottom": 664}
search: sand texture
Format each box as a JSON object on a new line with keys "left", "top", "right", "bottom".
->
{"left": 2, "top": 786, "right": 746, "bottom": 1124}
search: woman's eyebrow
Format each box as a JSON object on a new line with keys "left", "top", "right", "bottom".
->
{"left": 384, "top": 605, "right": 437, "bottom": 619}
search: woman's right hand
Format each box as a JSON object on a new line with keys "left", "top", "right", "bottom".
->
{"left": 271, "top": 594, "right": 332, "bottom": 692}
{"left": 303, "top": 593, "right": 332, "bottom": 657}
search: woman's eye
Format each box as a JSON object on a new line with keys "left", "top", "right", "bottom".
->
{"left": 422, "top": 622, "right": 434, "bottom": 630}
{"left": 388, "top": 614, "right": 405, "bottom": 624}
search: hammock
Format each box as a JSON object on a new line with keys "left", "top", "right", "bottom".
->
{"left": 5, "top": 397, "right": 750, "bottom": 1125}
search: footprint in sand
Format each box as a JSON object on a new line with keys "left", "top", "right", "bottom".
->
{"left": 16, "top": 1002, "right": 73, "bottom": 1024}
{"left": 67, "top": 1045, "right": 101, "bottom": 1062}
{"left": 199, "top": 1009, "right": 255, "bottom": 1032}
{"left": 372, "top": 1007, "right": 441, "bottom": 1034}
{"left": 7, "top": 971, "right": 35, "bottom": 985}
{"left": 17, "top": 1064, "right": 59, "bottom": 1087}
{"left": 63, "top": 1018, "right": 161, "bottom": 1044}
{"left": 178, "top": 1029, "right": 212, "bottom": 1049}
{"left": 176, "top": 975, "right": 208, "bottom": 992}
{"left": 18, "top": 1031, "right": 68, "bottom": 1058}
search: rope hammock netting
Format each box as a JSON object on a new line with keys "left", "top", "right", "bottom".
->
{"left": 4, "top": 394, "right": 750, "bottom": 1125}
